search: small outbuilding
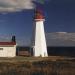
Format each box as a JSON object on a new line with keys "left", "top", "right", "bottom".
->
{"left": 0, "top": 36, "right": 16, "bottom": 57}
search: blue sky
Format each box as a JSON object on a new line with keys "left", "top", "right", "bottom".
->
{"left": 0, "top": 0, "right": 75, "bottom": 46}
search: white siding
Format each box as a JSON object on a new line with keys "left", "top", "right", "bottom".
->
{"left": 0, "top": 45, "right": 16, "bottom": 57}
{"left": 33, "top": 20, "right": 48, "bottom": 57}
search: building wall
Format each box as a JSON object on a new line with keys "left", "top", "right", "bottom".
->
{"left": 16, "top": 46, "right": 30, "bottom": 56}
{"left": 34, "top": 21, "right": 48, "bottom": 57}
{"left": 0, "top": 45, "right": 16, "bottom": 57}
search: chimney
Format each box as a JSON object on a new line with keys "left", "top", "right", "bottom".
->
{"left": 12, "top": 36, "right": 16, "bottom": 42}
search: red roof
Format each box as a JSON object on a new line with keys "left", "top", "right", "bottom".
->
{"left": 34, "top": 9, "right": 44, "bottom": 20}
{"left": 0, "top": 42, "right": 16, "bottom": 45}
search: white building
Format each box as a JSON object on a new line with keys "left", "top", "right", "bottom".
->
{"left": 32, "top": 9, "right": 48, "bottom": 57}
{"left": 0, "top": 36, "right": 16, "bottom": 57}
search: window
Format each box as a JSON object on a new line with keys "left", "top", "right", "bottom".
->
{"left": 0, "top": 48, "right": 3, "bottom": 50}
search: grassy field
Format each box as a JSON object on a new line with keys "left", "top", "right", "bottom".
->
{"left": 0, "top": 56, "right": 75, "bottom": 62}
{"left": 0, "top": 56, "right": 75, "bottom": 75}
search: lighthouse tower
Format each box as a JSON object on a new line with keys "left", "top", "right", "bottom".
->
{"left": 33, "top": 9, "right": 48, "bottom": 57}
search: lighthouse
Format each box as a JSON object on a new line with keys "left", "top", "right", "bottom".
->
{"left": 32, "top": 9, "right": 48, "bottom": 57}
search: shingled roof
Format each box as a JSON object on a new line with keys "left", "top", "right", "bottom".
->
{"left": 0, "top": 42, "right": 16, "bottom": 45}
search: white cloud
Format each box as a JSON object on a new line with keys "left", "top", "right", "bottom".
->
{"left": 0, "top": 0, "right": 34, "bottom": 12}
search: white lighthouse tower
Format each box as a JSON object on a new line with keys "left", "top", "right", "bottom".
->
{"left": 32, "top": 9, "right": 48, "bottom": 57}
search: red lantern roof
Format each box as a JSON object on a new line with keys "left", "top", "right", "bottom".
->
{"left": 34, "top": 9, "right": 44, "bottom": 20}
{"left": 0, "top": 42, "right": 16, "bottom": 45}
